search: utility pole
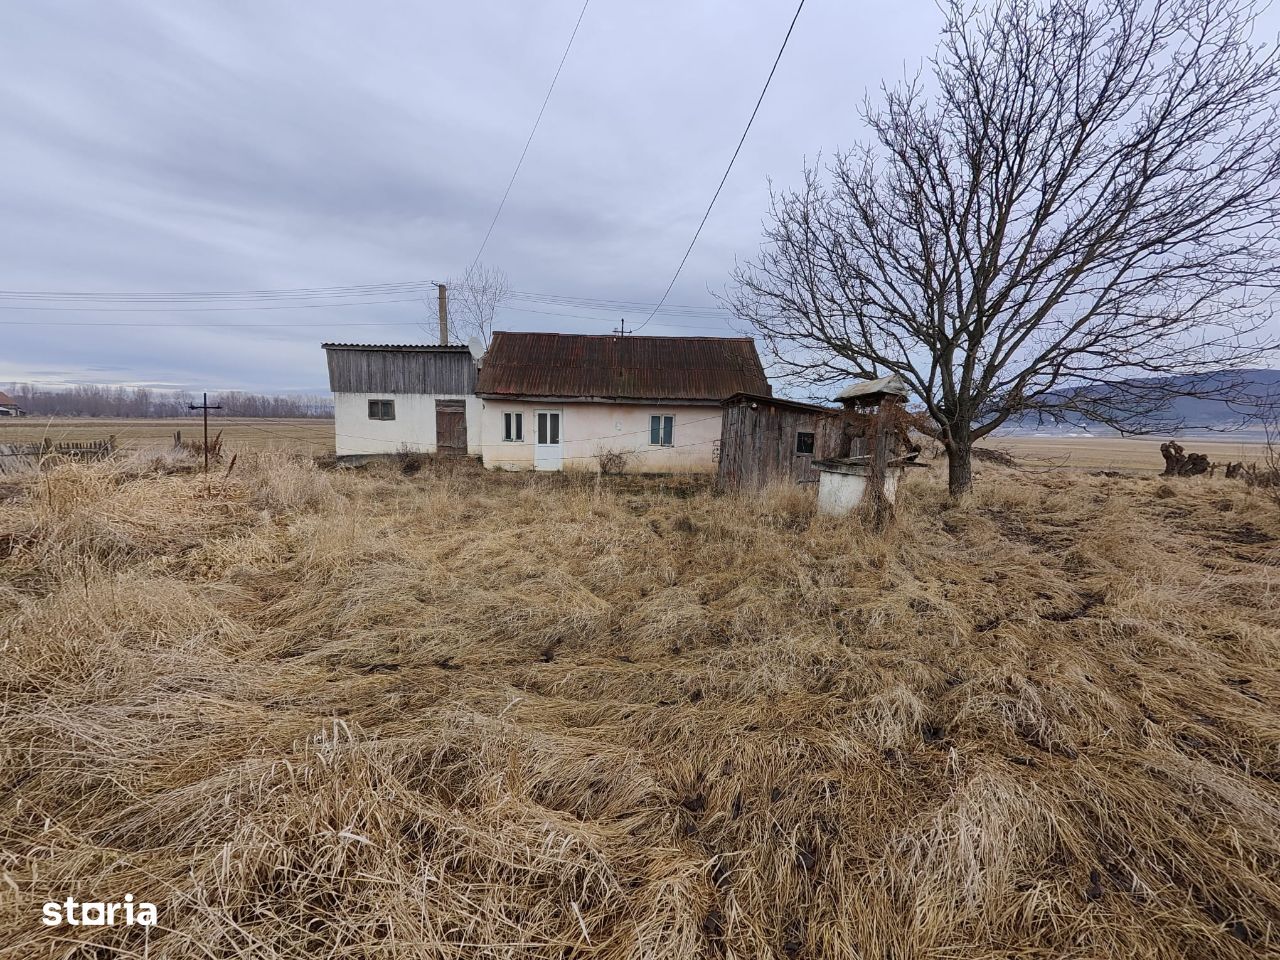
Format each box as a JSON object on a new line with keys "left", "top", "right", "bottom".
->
{"left": 435, "top": 282, "right": 448, "bottom": 345}
{"left": 613, "top": 317, "right": 628, "bottom": 336}
{"left": 188, "top": 392, "right": 222, "bottom": 477}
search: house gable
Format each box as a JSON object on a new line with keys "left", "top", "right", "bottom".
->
{"left": 322, "top": 343, "right": 477, "bottom": 395}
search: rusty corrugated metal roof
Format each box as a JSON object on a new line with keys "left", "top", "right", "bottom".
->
{"left": 476, "top": 332, "right": 770, "bottom": 402}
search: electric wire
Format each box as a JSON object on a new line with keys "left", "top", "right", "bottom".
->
{"left": 631, "top": 0, "right": 807, "bottom": 333}
{"left": 466, "top": 0, "right": 592, "bottom": 273}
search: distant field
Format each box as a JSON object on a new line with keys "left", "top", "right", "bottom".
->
{"left": 983, "top": 434, "right": 1270, "bottom": 472}
{"left": 1, "top": 418, "right": 1270, "bottom": 472}
{"left": 0, "top": 416, "right": 335, "bottom": 454}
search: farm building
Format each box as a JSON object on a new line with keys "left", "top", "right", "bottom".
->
{"left": 322, "top": 343, "right": 481, "bottom": 459}
{"left": 0, "top": 391, "right": 26, "bottom": 417}
{"left": 715, "top": 394, "right": 853, "bottom": 492}
{"left": 475, "top": 332, "right": 769, "bottom": 472}
{"left": 716, "top": 374, "right": 918, "bottom": 493}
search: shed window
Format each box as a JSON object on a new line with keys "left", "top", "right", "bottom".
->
{"left": 504, "top": 412, "right": 524, "bottom": 442}
{"left": 368, "top": 399, "right": 395, "bottom": 420}
{"left": 649, "top": 415, "right": 674, "bottom": 446}
{"left": 796, "top": 431, "right": 815, "bottom": 455}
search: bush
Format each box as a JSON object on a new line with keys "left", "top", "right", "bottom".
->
{"left": 395, "top": 445, "right": 427, "bottom": 476}
{"left": 596, "top": 448, "right": 631, "bottom": 475}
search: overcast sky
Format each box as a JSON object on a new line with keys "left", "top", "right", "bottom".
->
{"left": 13, "top": 2, "right": 1272, "bottom": 395}
{"left": 0, "top": 0, "right": 961, "bottom": 392}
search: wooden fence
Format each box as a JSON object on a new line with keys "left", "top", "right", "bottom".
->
{"left": 0, "top": 437, "right": 115, "bottom": 475}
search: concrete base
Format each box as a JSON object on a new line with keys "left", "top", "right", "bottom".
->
{"left": 815, "top": 462, "right": 903, "bottom": 516}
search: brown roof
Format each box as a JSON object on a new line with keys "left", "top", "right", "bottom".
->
{"left": 0, "top": 391, "right": 15, "bottom": 406}
{"left": 476, "top": 332, "right": 770, "bottom": 402}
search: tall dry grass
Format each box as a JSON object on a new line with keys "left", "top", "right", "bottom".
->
{"left": 1, "top": 452, "right": 1278, "bottom": 958}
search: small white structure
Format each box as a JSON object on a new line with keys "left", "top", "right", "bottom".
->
{"left": 813, "top": 458, "right": 906, "bottom": 515}
{"left": 322, "top": 343, "right": 482, "bottom": 459}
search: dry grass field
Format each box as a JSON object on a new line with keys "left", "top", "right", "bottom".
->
{"left": 0, "top": 417, "right": 334, "bottom": 454}
{"left": 983, "top": 434, "right": 1270, "bottom": 473}
{"left": 1, "top": 451, "right": 1278, "bottom": 959}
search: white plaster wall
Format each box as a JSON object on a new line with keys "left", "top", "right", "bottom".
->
{"left": 480, "top": 400, "right": 723, "bottom": 472}
{"left": 478, "top": 399, "right": 536, "bottom": 470}
{"left": 333, "top": 393, "right": 481, "bottom": 457}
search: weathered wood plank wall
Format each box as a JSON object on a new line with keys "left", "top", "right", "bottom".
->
{"left": 716, "top": 399, "right": 862, "bottom": 492}
{"left": 325, "top": 349, "right": 477, "bottom": 394}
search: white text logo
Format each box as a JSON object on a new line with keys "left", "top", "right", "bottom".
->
{"left": 41, "top": 895, "right": 157, "bottom": 927}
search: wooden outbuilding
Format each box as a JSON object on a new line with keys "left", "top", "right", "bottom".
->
{"left": 716, "top": 374, "right": 920, "bottom": 494}
{"left": 716, "top": 393, "right": 870, "bottom": 492}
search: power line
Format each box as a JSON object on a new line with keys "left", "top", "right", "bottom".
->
{"left": 0, "top": 282, "right": 731, "bottom": 313}
{"left": 466, "top": 0, "right": 591, "bottom": 273}
{"left": 632, "top": 0, "right": 807, "bottom": 333}
{"left": 0, "top": 309, "right": 731, "bottom": 332}
{"left": 0, "top": 286, "right": 733, "bottom": 321}
{"left": 0, "top": 296, "right": 437, "bottom": 314}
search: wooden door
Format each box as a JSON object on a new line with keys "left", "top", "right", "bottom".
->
{"left": 435, "top": 399, "right": 467, "bottom": 457}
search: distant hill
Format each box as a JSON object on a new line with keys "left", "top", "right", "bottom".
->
{"left": 1003, "top": 368, "right": 1280, "bottom": 437}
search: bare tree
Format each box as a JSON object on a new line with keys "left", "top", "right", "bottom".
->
{"left": 730, "top": 0, "right": 1280, "bottom": 495}
{"left": 445, "top": 262, "right": 510, "bottom": 350}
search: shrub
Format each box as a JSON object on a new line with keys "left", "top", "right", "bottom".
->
{"left": 596, "top": 448, "right": 631, "bottom": 475}
{"left": 395, "top": 445, "right": 427, "bottom": 476}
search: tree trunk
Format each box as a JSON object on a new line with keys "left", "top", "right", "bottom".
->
{"left": 946, "top": 439, "right": 973, "bottom": 496}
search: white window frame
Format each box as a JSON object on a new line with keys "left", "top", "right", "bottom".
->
{"left": 503, "top": 411, "right": 524, "bottom": 442}
{"left": 649, "top": 414, "right": 674, "bottom": 447}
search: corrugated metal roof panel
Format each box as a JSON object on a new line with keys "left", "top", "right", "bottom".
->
{"left": 835, "top": 373, "right": 910, "bottom": 401}
{"left": 322, "top": 343, "right": 472, "bottom": 352}
{"left": 476, "top": 332, "right": 770, "bottom": 402}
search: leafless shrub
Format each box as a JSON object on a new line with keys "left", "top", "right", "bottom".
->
{"left": 596, "top": 447, "right": 631, "bottom": 475}
{"left": 394, "top": 444, "right": 427, "bottom": 476}
{"left": 179, "top": 429, "right": 223, "bottom": 462}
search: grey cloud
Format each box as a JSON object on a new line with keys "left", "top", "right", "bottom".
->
{"left": 2, "top": 0, "right": 1154, "bottom": 392}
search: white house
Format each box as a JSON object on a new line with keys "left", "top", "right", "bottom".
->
{"left": 474, "top": 332, "right": 770, "bottom": 472}
{"left": 322, "top": 343, "right": 482, "bottom": 459}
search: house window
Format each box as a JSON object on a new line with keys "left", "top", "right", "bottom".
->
{"left": 368, "top": 399, "right": 395, "bottom": 420}
{"left": 650, "top": 414, "right": 674, "bottom": 446}
{"left": 796, "top": 431, "right": 815, "bottom": 455}
{"left": 504, "top": 412, "right": 524, "bottom": 442}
